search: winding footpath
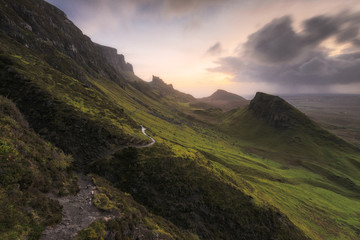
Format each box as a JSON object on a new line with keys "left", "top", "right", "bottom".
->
{"left": 138, "top": 125, "right": 156, "bottom": 148}
{"left": 40, "top": 125, "right": 155, "bottom": 240}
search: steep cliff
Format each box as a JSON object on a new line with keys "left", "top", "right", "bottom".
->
{"left": 95, "top": 44, "right": 134, "bottom": 73}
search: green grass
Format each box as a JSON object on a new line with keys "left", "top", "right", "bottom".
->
{"left": 75, "top": 174, "right": 200, "bottom": 240}
{"left": 91, "top": 146, "right": 309, "bottom": 240}
{"left": 3, "top": 44, "right": 359, "bottom": 237}
{"left": 89, "top": 75, "right": 360, "bottom": 239}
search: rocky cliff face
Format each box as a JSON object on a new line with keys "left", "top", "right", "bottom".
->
{"left": 149, "top": 76, "right": 195, "bottom": 102}
{"left": 95, "top": 44, "right": 134, "bottom": 73}
{"left": 150, "top": 75, "right": 173, "bottom": 89}
{"left": 0, "top": 0, "right": 134, "bottom": 82}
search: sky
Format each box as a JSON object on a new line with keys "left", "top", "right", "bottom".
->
{"left": 46, "top": 0, "right": 360, "bottom": 98}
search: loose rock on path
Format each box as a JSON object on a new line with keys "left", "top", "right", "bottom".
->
{"left": 41, "top": 125, "right": 155, "bottom": 239}
{"left": 40, "top": 174, "right": 115, "bottom": 240}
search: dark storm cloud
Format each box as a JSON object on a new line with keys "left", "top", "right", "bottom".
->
{"left": 337, "top": 26, "right": 359, "bottom": 43}
{"left": 301, "top": 15, "right": 340, "bottom": 45}
{"left": 244, "top": 12, "right": 360, "bottom": 64}
{"left": 244, "top": 16, "right": 301, "bottom": 63}
{"left": 206, "top": 42, "right": 222, "bottom": 56}
{"left": 211, "top": 11, "right": 360, "bottom": 90}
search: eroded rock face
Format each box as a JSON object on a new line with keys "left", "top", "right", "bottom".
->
{"left": 147, "top": 76, "right": 195, "bottom": 102}
{"left": 95, "top": 44, "right": 134, "bottom": 73}
{"left": 150, "top": 75, "right": 173, "bottom": 89}
{"left": 249, "top": 92, "right": 294, "bottom": 128}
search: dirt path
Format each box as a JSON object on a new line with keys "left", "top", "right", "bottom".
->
{"left": 40, "top": 174, "right": 116, "bottom": 240}
{"left": 40, "top": 125, "right": 155, "bottom": 239}
{"left": 99, "top": 125, "right": 156, "bottom": 160}
{"left": 138, "top": 125, "right": 155, "bottom": 148}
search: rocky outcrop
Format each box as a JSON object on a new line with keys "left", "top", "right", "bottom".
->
{"left": 249, "top": 92, "right": 305, "bottom": 128}
{"left": 95, "top": 44, "right": 134, "bottom": 73}
{"left": 149, "top": 76, "right": 195, "bottom": 102}
{"left": 150, "top": 75, "right": 173, "bottom": 89}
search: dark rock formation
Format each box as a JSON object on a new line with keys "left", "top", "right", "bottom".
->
{"left": 249, "top": 92, "right": 302, "bottom": 128}
{"left": 95, "top": 44, "right": 134, "bottom": 73}
{"left": 149, "top": 76, "right": 194, "bottom": 102}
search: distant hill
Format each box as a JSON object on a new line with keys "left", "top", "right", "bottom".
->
{"left": 191, "top": 89, "right": 249, "bottom": 111}
{"left": 203, "top": 89, "right": 248, "bottom": 102}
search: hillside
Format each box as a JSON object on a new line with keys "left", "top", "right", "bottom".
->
{"left": 0, "top": 96, "right": 78, "bottom": 239}
{"left": 0, "top": 0, "right": 150, "bottom": 165}
{"left": 0, "top": 0, "right": 360, "bottom": 240}
{"left": 222, "top": 92, "right": 360, "bottom": 196}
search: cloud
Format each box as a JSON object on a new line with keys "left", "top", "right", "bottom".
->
{"left": 47, "top": 0, "right": 230, "bottom": 20}
{"left": 247, "top": 51, "right": 360, "bottom": 84}
{"left": 244, "top": 12, "right": 360, "bottom": 64}
{"left": 162, "top": 0, "right": 229, "bottom": 15}
{"left": 244, "top": 16, "right": 301, "bottom": 63}
{"left": 206, "top": 42, "right": 222, "bottom": 56}
{"left": 210, "top": 11, "right": 360, "bottom": 93}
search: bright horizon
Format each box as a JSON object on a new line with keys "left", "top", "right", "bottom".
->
{"left": 46, "top": 0, "right": 360, "bottom": 98}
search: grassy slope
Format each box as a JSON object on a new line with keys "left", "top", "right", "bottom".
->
{"left": 75, "top": 175, "right": 199, "bottom": 240}
{"left": 91, "top": 147, "right": 308, "bottom": 240}
{"left": 94, "top": 76, "right": 360, "bottom": 239}
{"left": 218, "top": 96, "right": 360, "bottom": 240}
{"left": 0, "top": 42, "right": 307, "bottom": 237}
{"left": 0, "top": 96, "right": 198, "bottom": 240}
{"left": 0, "top": 96, "right": 78, "bottom": 239}
{"left": 0, "top": 34, "right": 149, "bottom": 165}
{"left": 0, "top": 0, "right": 152, "bottom": 163}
